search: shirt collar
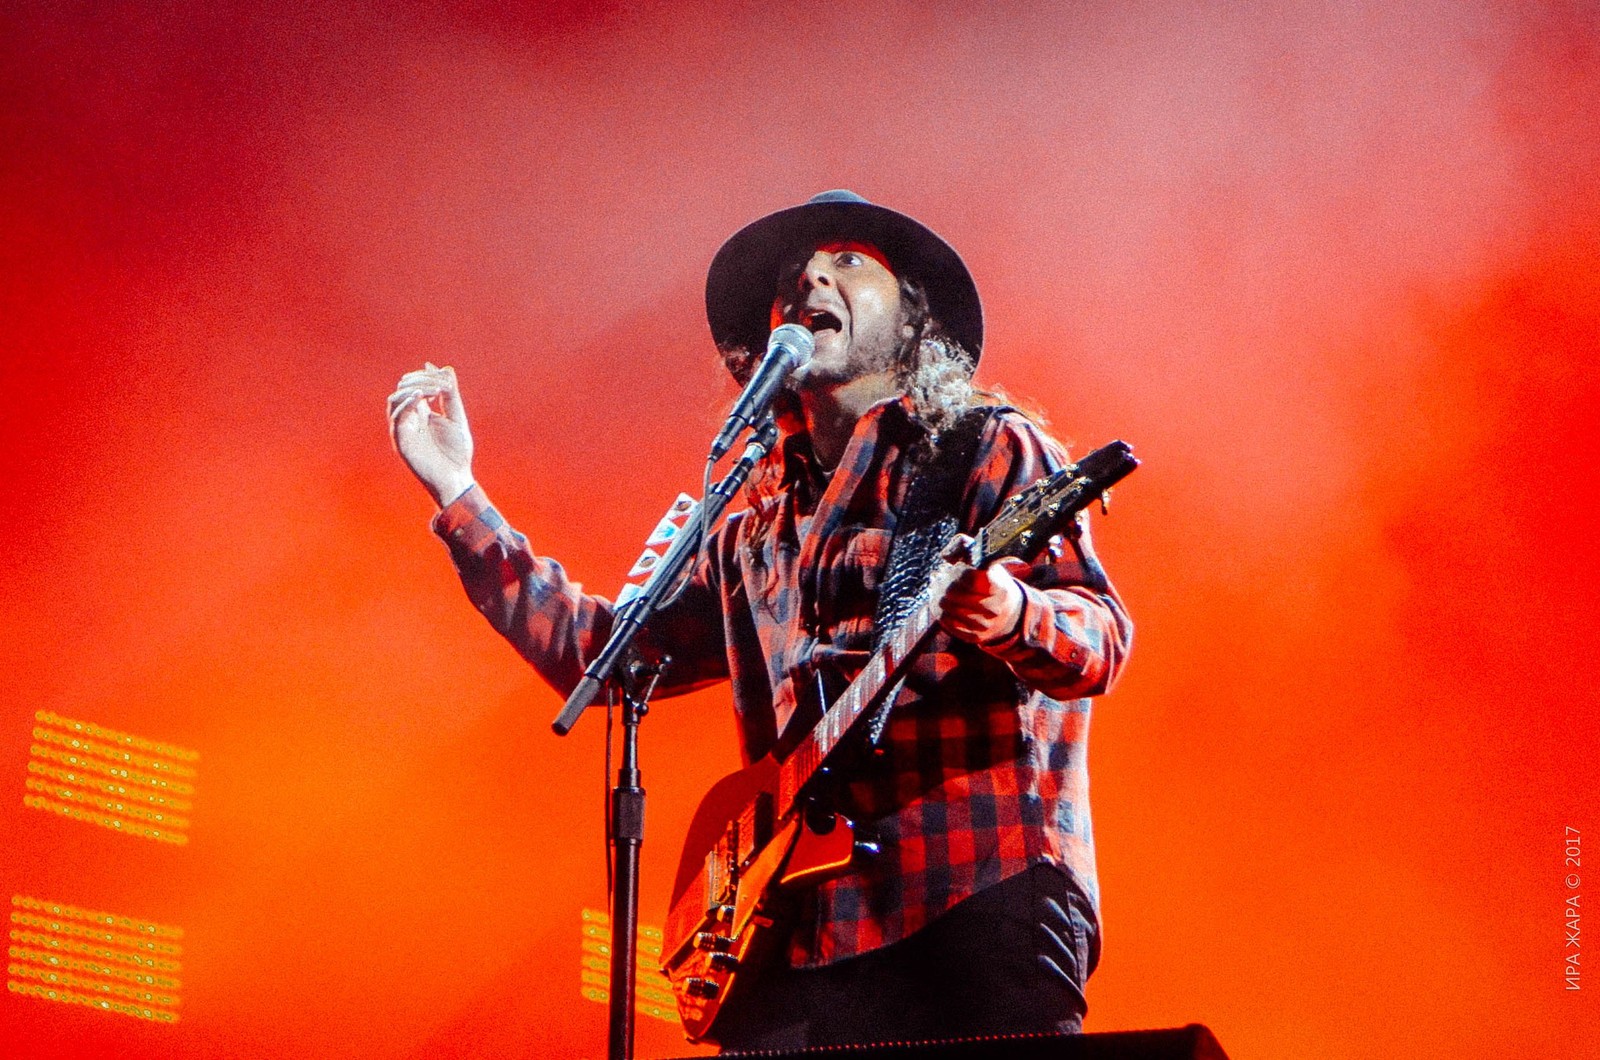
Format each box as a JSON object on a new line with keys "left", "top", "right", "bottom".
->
{"left": 777, "top": 394, "right": 920, "bottom": 488}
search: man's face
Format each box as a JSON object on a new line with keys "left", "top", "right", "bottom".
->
{"left": 771, "top": 240, "right": 913, "bottom": 388}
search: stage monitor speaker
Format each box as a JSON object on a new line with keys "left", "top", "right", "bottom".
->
{"left": 666, "top": 1024, "right": 1229, "bottom": 1060}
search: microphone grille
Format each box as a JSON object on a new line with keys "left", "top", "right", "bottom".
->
{"left": 769, "top": 323, "right": 815, "bottom": 366}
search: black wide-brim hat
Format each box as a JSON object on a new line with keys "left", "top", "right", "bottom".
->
{"left": 705, "top": 189, "right": 983, "bottom": 366}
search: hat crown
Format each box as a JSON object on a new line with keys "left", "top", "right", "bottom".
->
{"left": 806, "top": 189, "right": 869, "bottom": 206}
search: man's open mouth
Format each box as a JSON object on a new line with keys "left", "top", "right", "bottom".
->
{"left": 801, "top": 309, "right": 842, "bottom": 335}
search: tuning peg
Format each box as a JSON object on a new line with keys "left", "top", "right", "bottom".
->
{"left": 1099, "top": 488, "right": 1112, "bottom": 515}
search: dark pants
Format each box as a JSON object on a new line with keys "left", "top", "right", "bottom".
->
{"left": 714, "top": 864, "right": 1100, "bottom": 1054}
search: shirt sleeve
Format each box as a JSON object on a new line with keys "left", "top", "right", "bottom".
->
{"left": 957, "top": 413, "right": 1134, "bottom": 701}
{"left": 431, "top": 484, "right": 732, "bottom": 698}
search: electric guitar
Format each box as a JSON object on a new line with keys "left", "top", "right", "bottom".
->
{"left": 660, "top": 440, "right": 1139, "bottom": 1042}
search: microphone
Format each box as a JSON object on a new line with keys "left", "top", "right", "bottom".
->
{"left": 709, "top": 323, "right": 814, "bottom": 460}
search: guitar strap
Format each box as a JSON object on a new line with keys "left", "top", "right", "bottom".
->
{"left": 860, "top": 405, "right": 1002, "bottom": 747}
{"left": 872, "top": 404, "right": 1004, "bottom": 644}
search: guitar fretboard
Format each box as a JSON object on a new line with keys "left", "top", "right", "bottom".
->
{"left": 774, "top": 599, "right": 939, "bottom": 819}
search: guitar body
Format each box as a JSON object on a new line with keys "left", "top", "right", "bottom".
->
{"left": 668, "top": 755, "right": 782, "bottom": 907}
{"left": 662, "top": 755, "right": 871, "bottom": 1042}
{"left": 658, "top": 441, "right": 1140, "bottom": 1044}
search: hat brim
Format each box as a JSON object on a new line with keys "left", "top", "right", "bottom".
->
{"left": 705, "top": 194, "right": 983, "bottom": 367}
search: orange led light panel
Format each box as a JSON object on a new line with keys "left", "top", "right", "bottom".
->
{"left": 579, "top": 908, "right": 680, "bottom": 1025}
{"left": 7, "top": 895, "right": 184, "bottom": 1024}
{"left": 22, "top": 711, "right": 199, "bottom": 845}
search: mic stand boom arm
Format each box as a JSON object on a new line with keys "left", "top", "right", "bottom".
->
{"left": 552, "top": 417, "right": 778, "bottom": 736}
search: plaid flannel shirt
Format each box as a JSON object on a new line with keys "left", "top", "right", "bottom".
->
{"left": 433, "top": 396, "right": 1131, "bottom": 967}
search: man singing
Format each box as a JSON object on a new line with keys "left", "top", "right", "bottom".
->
{"left": 388, "top": 191, "right": 1132, "bottom": 1051}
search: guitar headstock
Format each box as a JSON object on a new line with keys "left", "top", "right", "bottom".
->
{"left": 971, "top": 441, "right": 1138, "bottom": 566}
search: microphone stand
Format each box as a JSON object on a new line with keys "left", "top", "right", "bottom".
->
{"left": 552, "top": 420, "right": 779, "bottom": 1060}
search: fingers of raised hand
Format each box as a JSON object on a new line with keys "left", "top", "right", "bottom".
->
{"left": 386, "top": 386, "right": 435, "bottom": 429}
{"left": 389, "top": 361, "right": 460, "bottom": 410}
{"left": 387, "top": 393, "right": 429, "bottom": 456}
{"left": 393, "top": 363, "right": 456, "bottom": 392}
{"left": 393, "top": 364, "right": 466, "bottom": 423}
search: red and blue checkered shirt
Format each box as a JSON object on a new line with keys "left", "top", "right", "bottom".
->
{"left": 433, "top": 396, "right": 1131, "bottom": 967}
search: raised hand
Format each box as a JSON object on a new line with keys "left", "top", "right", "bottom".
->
{"left": 387, "top": 362, "right": 477, "bottom": 507}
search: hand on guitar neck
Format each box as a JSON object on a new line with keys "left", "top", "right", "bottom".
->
{"left": 928, "top": 533, "right": 1033, "bottom": 648}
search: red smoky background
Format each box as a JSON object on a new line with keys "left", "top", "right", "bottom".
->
{"left": 2, "top": 2, "right": 1596, "bottom": 1057}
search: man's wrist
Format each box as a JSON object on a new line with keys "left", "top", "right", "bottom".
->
{"left": 978, "top": 583, "right": 1031, "bottom": 651}
{"left": 429, "top": 475, "right": 477, "bottom": 509}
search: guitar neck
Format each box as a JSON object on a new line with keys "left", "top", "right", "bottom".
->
{"left": 774, "top": 601, "right": 938, "bottom": 820}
